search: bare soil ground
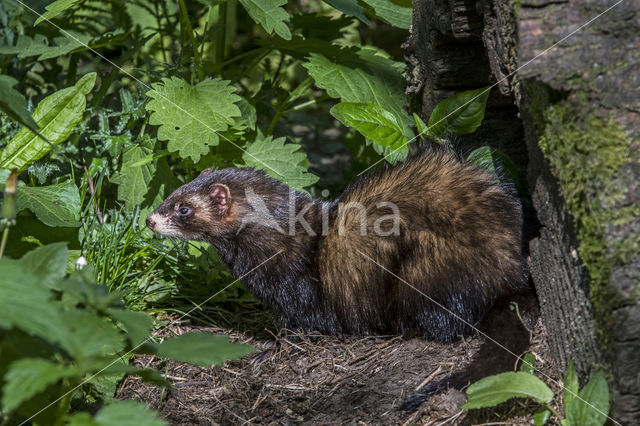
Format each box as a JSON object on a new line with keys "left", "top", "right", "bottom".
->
{"left": 117, "top": 310, "right": 560, "bottom": 425}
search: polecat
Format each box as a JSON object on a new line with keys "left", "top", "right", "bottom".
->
{"left": 147, "top": 148, "right": 528, "bottom": 341}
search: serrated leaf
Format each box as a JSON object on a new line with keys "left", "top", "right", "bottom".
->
{"left": 111, "top": 143, "right": 155, "bottom": 207}
{"left": 108, "top": 308, "right": 154, "bottom": 347}
{"left": 362, "top": 0, "right": 412, "bottom": 28}
{"left": 2, "top": 358, "right": 81, "bottom": 412}
{"left": 323, "top": 0, "right": 370, "bottom": 24}
{"left": 16, "top": 181, "right": 81, "bottom": 227}
{"left": 461, "top": 372, "right": 554, "bottom": 409}
{"left": 331, "top": 102, "right": 406, "bottom": 149}
{"left": 0, "top": 33, "right": 89, "bottom": 60}
{"left": 62, "top": 310, "right": 125, "bottom": 361}
{"left": 34, "top": 0, "right": 85, "bottom": 25}
{"left": 427, "top": 87, "right": 490, "bottom": 137}
{"left": 242, "top": 133, "right": 319, "bottom": 191}
{"left": 535, "top": 409, "right": 551, "bottom": 426}
{"left": 564, "top": 371, "right": 609, "bottom": 426}
{"left": 0, "top": 73, "right": 96, "bottom": 172}
{"left": 563, "top": 360, "right": 579, "bottom": 407}
{"left": 0, "top": 75, "right": 40, "bottom": 134}
{"left": 90, "top": 400, "right": 167, "bottom": 426}
{"left": 520, "top": 352, "right": 536, "bottom": 375}
{"left": 150, "top": 333, "right": 254, "bottom": 366}
{"left": 146, "top": 77, "right": 242, "bottom": 163}
{"left": 239, "top": 0, "right": 291, "bottom": 40}
{"left": 18, "top": 242, "right": 68, "bottom": 287}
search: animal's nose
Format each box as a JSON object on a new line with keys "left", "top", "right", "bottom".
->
{"left": 146, "top": 216, "right": 155, "bottom": 230}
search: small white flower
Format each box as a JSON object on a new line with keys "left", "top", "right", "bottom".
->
{"left": 75, "top": 256, "right": 88, "bottom": 271}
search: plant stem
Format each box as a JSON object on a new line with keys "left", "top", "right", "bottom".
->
{"left": 0, "top": 227, "right": 9, "bottom": 260}
{"left": 215, "top": 2, "right": 228, "bottom": 66}
{"left": 178, "top": 0, "right": 203, "bottom": 81}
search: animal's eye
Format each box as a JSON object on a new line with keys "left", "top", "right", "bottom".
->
{"left": 178, "top": 206, "right": 191, "bottom": 216}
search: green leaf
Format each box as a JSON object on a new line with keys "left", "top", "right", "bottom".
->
{"left": 323, "top": 0, "right": 371, "bottom": 24}
{"left": 2, "top": 358, "right": 81, "bottom": 412}
{"left": 0, "top": 75, "right": 40, "bottom": 134}
{"left": 331, "top": 102, "right": 406, "bottom": 149}
{"left": 361, "top": 0, "right": 412, "bottom": 28}
{"left": 427, "top": 87, "right": 491, "bottom": 137}
{"left": 16, "top": 181, "right": 82, "bottom": 227}
{"left": 461, "top": 372, "right": 554, "bottom": 409}
{"left": 146, "top": 77, "right": 242, "bottom": 163}
{"left": 62, "top": 310, "right": 125, "bottom": 361}
{"left": 242, "top": 133, "right": 319, "bottom": 191}
{"left": 239, "top": 0, "right": 291, "bottom": 40}
{"left": 413, "top": 112, "right": 427, "bottom": 135}
{"left": 111, "top": 142, "right": 155, "bottom": 207}
{"left": 150, "top": 333, "right": 254, "bottom": 366}
{"left": 108, "top": 308, "right": 154, "bottom": 347}
{"left": 34, "top": 0, "right": 85, "bottom": 25}
{"left": 563, "top": 360, "right": 579, "bottom": 407}
{"left": 466, "top": 146, "right": 524, "bottom": 195}
{"left": 72, "top": 400, "right": 168, "bottom": 426}
{"left": 520, "top": 352, "right": 536, "bottom": 375}
{"left": 564, "top": 371, "right": 610, "bottom": 426}
{"left": 18, "top": 242, "right": 69, "bottom": 287}
{"left": 0, "top": 73, "right": 96, "bottom": 172}
{"left": 534, "top": 409, "right": 551, "bottom": 426}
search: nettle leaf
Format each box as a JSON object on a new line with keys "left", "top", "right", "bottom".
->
{"left": 362, "top": 0, "right": 412, "bottom": 29}
{"left": 0, "top": 75, "right": 40, "bottom": 134}
{"left": 69, "top": 400, "right": 167, "bottom": 426}
{"left": 564, "top": 371, "right": 610, "bottom": 426}
{"left": 2, "top": 358, "right": 81, "bottom": 412}
{"left": 108, "top": 308, "right": 154, "bottom": 347}
{"left": 18, "top": 242, "right": 69, "bottom": 287}
{"left": 0, "top": 73, "right": 96, "bottom": 172}
{"left": 330, "top": 102, "right": 406, "bottom": 149}
{"left": 322, "top": 0, "right": 371, "bottom": 24}
{"left": 461, "top": 371, "right": 554, "bottom": 409}
{"left": 0, "top": 33, "right": 89, "bottom": 61}
{"left": 150, "top": 333, "right": 254, "bottom": 366}
{"left": 146, "top": 77, "right": 242, "bottom": 163}
{"left": 17, "top": 181, "right": 81, "bottom": 227}
{"left": 34, "top": 0, "right": 85, "bottom": 25}
{"left": 427, "top": 87, "right": 490, "bottom": 137}
{"left": 239, "top": 0, "right": 291, "bottom": 40}
{"left": 563, "top": 360, "right": 579, "bottom": 407}
{"left": 242, "top": 133, "right": 319, "bottom": 191}
{"left": 62, "top": 310, "right": 125, "bottom": 361}
{"left": 111, "top": 142, "right": 155, "bottom": 207}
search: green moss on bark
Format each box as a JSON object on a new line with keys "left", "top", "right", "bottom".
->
{"left": 538, "top": 100, "right": 637, "bottom": 353}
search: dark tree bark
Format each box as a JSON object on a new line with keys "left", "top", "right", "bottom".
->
{"left": 408, "top": 0, "right": 640, "bottom": 423}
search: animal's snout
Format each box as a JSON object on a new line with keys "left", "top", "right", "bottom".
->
{"left": 146, "top": 216, "right": 156, "bottom": 230}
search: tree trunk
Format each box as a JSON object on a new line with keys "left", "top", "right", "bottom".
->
{"left": 408, "top": 0, "right": 640, "bottom": 423}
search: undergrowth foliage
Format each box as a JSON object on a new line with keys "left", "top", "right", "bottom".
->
{"left": 0, "top": 0, "right": 521, "bottom": 423}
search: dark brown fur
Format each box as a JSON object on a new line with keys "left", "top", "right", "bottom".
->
{"left": 147, "top": 148, "right": 528, "bottom": 342}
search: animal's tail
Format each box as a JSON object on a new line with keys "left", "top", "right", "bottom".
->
{"left": 400, "top": 291, "right": 539, "bottom": 411}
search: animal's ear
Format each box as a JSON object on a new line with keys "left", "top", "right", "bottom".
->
{"left": 210, "top": 184, "right": 231, "bottom": 216}
{"left": 199, "top": 168, "right": 214, "bottom": 177}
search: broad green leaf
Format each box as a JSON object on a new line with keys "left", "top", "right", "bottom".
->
{"left": 81, "top": 400, "right": 167, "bottom": 426}
{"left": 17, "top": 181, "right": 82, "bottom": 227}
{"left": 323, "top": 0, "right": 371, "bottom": 24}
{"left": 108, "top": 308, "right": 154, "bottom": 347}
{"left": 427, "top": 87, "right": 491, "bottom": 137}
{"left": 0, "top": 73, "right": 96, "bottom": 172}
{"left": 0, "top": 75, "right": 40, "bottom": 134}
{"left": 146, "top": 77, "right": 242, "bottom": 163}
{"left": 466, "top": 146, "right": 524, "bottom": 195}
{"left": 534, "top": 409, "right": 551, "bottom": 426}
{"left": 18, "top": 242, "right": 69, "bottom": 287}
{"left": 111, "top": 142, "right": 155, "bottom": 207}
{"left": 362, "top": 0, "right": 412, "bottom": 29}
{"left": 330, "top": 102, "right": 406, "bottom": 149}
{"left": 520, "top": 352, "right": 536, "bottom": 375}
{"left": 34, "top": 0, "right": 85, "bottom": 25}
{"left": 0, "top": 31, "right": 127, "bottom": 60}
{"left": 413, "top": 112, "right": 427, "bottom": 135}
{"left": 62, "top": 310, "right": 125, "bottom": 361}
{"left": 564, "top": 371, "right": 609, "bottom": 426}
{"left": 461, "top": 372, "right": 554, "bottom": 409}
{"left": 2, "top": 358, "right": 81, "bottom": 412}
{"left": 150, "top": 332, "right": 254, "bottom": 366}
{"left": 239, "top": 0, "right": 291, "bottom": 40}
{"left": 563, "top": 360, "right": 579, "bottom": 407}
{"left": 242, "top": 133, "right": 319, "bottom": 191}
